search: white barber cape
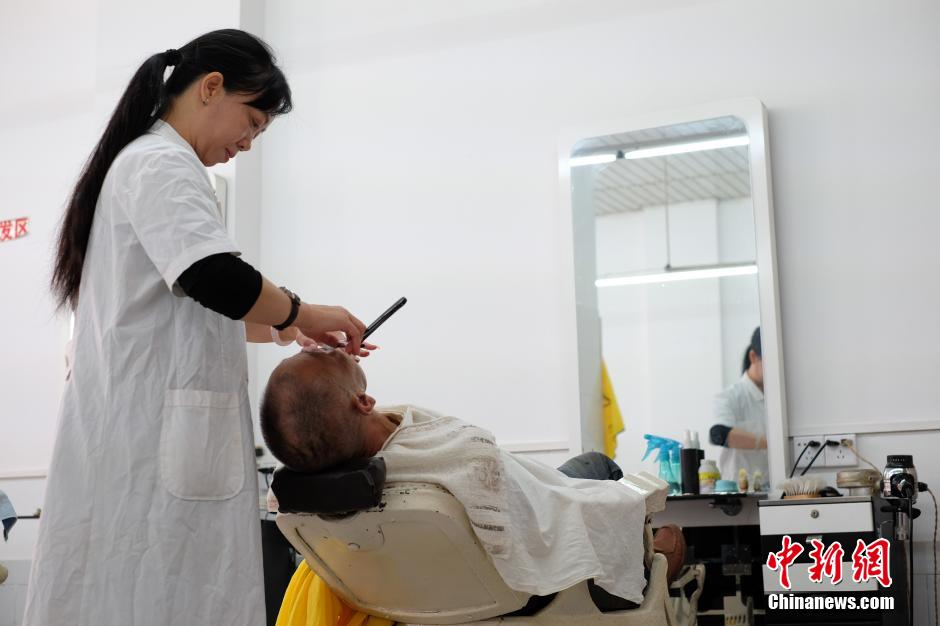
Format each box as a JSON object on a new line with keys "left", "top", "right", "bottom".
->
{"left": 23, "top": 120, "right": 264, "bottom": 626}
{"left": 378, "top": 406, "right": 647, "bottom": 603}
{"left": 714, "top": 373, "right": 769, "bottom": 483}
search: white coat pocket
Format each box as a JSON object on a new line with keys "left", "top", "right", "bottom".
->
{"left": 160, "top": 389, "right": 246, "bottom": 500}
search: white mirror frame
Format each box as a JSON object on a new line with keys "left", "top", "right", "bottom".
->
{"left": 556, "top": 98, "right": 789, "bottom": 485}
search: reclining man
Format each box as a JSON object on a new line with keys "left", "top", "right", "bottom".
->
{"left": 260, "top": 348, "right": 673, "bottom": 605}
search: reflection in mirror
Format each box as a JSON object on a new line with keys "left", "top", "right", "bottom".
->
{"left": 571, "top": 115, "right": 768, "bottom": 490}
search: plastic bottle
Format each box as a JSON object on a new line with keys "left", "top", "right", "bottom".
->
{"left": 669, "top": 444, "right": 683, "bottom": 494}
{"left": 698, "top": 459, "right": 720, "bottom": 494}
{"left": 680, "top": 430, "right": 700, "bottom": 494}
{"left": 642, "top": 434, "right": 682, "bottom": 494}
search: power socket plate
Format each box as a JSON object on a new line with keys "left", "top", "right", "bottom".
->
{"left": 791, "top": 436, "right": 822, "bottom": 470}
{"left": 824, "top": 434, "right": 857, "bottom": 467}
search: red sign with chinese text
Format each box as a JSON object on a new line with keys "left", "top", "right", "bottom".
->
{"left": 766, "top": 535, "right": 804, "bottom": 589}
{"left": 767, "top": 536, "right": 891, "bottom": 590}
{"left": 808, "top": 538, "right": 845, "bottom": 584}
{"left": 0, "top": 217, "right": 29, "bottom": 242}
{"left": 851, "top": 538, "right": 892, "bottom": 587}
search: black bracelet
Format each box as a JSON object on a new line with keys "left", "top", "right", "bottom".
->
{"left": 273, "top": 287, "right": 301, "bottom": 331}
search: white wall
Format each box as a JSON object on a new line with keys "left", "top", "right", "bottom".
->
{"left": 259, "top": 1, "right": 940, "bottom": 621}
{"left": 0, "top": 0, "right": 98, "bottom": 575}
{"left": 257, "top": 0, "right": 933, "bottom": 450}
{"left": 3, "top": 0, "right": 940, "bottom": 623}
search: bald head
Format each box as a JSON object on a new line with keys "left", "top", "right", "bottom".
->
{"left": 260, "top": 350, "right": 367, "bottom": 472}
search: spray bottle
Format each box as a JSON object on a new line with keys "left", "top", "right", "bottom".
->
{"left": 642, "top": 434, "right": 682, "bottom": 494}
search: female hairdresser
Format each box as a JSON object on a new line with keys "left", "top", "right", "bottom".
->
{"left": 24, "top": 30, "right": 371, "bottom": 626}
{"left": 709, "top": 327, "right": 769, "bottom": 486}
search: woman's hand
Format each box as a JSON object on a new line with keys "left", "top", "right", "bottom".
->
{"left": 301, "top": 330, "right": 378, "bottom": 358}
{"left": 268, "top": 327, "right": 377, "bottom": 356}
{"left": 269, "top": 327, "right": 317, "bottom": 349}
{"left": 295, "top": 303, "right": 372, "bottom": 357}
{"left": 727, "top": 427, "right": 767, "bottom": 450}
{"left": 291, "top": 329, "right": 318, "bottom": 350}
{"left": 243, "top": 280, "right": 374, "bottom": 357}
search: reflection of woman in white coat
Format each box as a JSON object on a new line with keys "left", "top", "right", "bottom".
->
{"left": 25, "top": 30, "right": 372, "bottom": 626}
{"left": 709, "top": 327, "right": 769, "bottom": 484}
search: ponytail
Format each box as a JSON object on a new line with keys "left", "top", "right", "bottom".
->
{"left": 52, "top": 29, "right": 292, "bottom": 309}
{"left": 51, "top": 53, "right": 171, "bottom": 310}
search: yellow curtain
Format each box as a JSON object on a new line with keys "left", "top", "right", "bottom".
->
{"left": 601, "top": 360, "right": 624, "bottom": 458}
{"left": 276, "top": 560, "right": 395, "bottom": 626}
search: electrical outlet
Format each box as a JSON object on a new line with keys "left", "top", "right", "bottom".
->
{"left": 824, "top": 434, "right": 857, "bottom": 467}
{"left": 791, "top": 436, "right": 822, "bottom": 470}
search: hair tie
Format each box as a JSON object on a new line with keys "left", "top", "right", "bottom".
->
{"left": 163, "top": 48, "right": 182, "bottom": 66}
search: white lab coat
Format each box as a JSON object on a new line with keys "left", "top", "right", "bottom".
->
{"left": 23, "top": 120, "right": 264, "bottom": 625}
{"left": 714, "top": 373, "right": 769, "bottom": 483}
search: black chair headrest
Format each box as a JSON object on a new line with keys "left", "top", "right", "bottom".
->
{"left": 271, "top": 457, "right": 387, "bottom": 515}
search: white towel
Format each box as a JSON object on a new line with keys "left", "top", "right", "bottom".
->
{"left": 378, "top": 406, "right": 647, "bottom": 603}
{"left": 378, "top": 406, "right": 510, "bottom": 557}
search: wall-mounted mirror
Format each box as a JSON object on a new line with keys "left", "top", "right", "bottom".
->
{"left": 562, "top": 99, "right": 788, "bottom": 488}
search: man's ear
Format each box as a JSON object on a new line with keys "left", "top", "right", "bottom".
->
{"left": 353, "top": 392, "right": 376, "bottom": 415}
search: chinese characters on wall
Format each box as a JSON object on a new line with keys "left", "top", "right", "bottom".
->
{"left": 0, "top": 217, "right": 30, "bottom": 242}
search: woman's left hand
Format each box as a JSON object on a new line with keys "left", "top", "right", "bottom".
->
{"left": 269, "top": 326, "right": 322, "bottom": 349}
{"left": 292, "top": 329, "right": 319, "bottom": 350}
{"left": 301, "top": 330, "right": 378, "bottom": 357}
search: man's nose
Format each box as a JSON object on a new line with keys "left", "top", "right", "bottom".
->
{"left": 237, "top": 136, "right": 253, "bottom": 152}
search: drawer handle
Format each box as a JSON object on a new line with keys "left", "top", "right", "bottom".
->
{"left": 810, "top": 509, "right": 819, "bottom": 519}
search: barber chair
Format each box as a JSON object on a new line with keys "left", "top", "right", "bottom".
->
{"left": 669, "top": 564, "right": 705, "bottom": 626}
{"left": 273, "top": 458, "right": 677, "bottom": 625}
